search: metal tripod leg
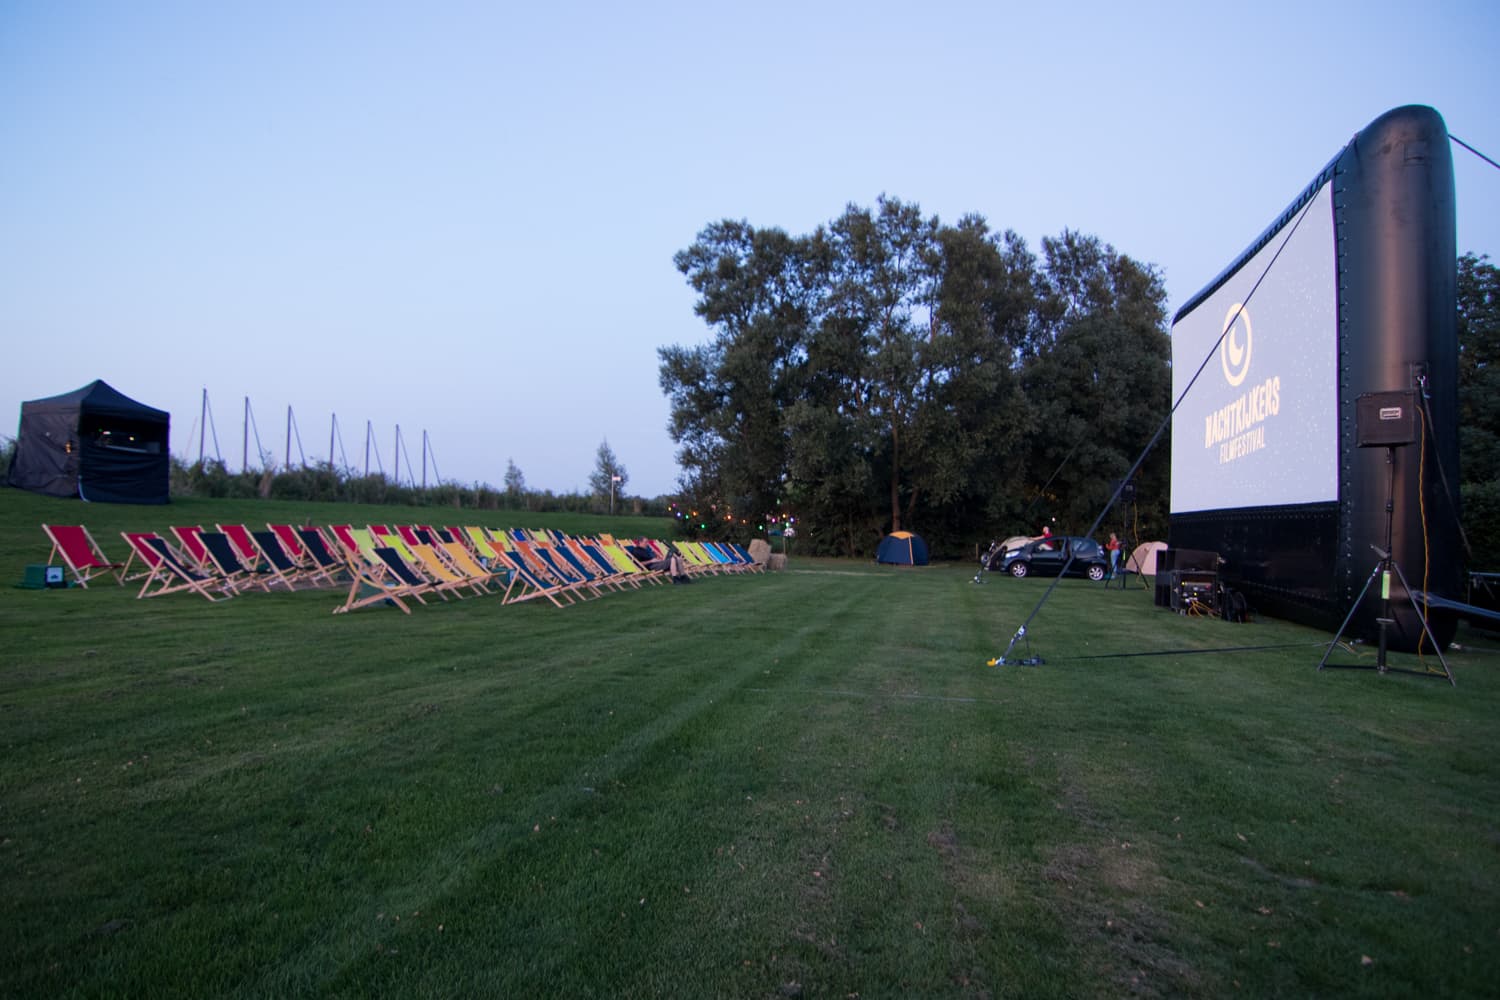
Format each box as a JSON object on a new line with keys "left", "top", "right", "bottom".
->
{"left": 1318, "top": 563, "right": 1382, "bottom": 671}
{"left": 1317, "top": 558, "right": 1455, "bottom": 685}
{"left": 1385, "top": 557, "right": 1456, "bottom": 685}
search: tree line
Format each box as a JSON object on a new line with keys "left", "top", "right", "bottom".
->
{"left": 659, "top": 196, "right": 1173, "bottom": 558}
{"left": 1458, "top": 252, "right": 1499, "bottom": 567}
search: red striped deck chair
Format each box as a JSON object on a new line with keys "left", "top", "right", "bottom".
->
{"left": 42, "top": 524, "right": 125, "bottom": 587}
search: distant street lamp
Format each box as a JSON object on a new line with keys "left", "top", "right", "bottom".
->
{"left": 610, "top": 474, "right": 622, "bottom": 515}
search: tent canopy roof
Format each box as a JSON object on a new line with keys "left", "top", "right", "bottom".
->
{"left": 22, "top": 379, "right": 169, "bottom": 424}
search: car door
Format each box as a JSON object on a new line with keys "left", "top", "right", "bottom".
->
{"left": 1030, "top": 537, "right": 1067, "bottom": 575}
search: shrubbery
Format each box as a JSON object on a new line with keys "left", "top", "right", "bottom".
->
{"left": 166, "top": 458, "right": 672, "bottom": 516}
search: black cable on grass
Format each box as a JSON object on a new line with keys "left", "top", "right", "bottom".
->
{"left": 989, "top": 191, "right": 1321, "bottom": 667}
{"left": 1051, "top": 640, "right": 1331, "bottom": 663}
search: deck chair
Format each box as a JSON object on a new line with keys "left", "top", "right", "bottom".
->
{"left": 42, "top": 524, "right": 125, "bottom": 587}
{"left": 568, "top": 538, "right": 639, "bottom": 589}
{"left": 703, "top": 542, "right": 749, "bottom": 572}
{"left": 438, "top": 540, "right": 515, "bottom": 598}
{"left": 120, "top": 532, "right": 234, "bottom": 601}
{"left": 333, "top": 547, "right": 428, "bottom": 615}
{"left": 496, "top": 550, "right": 577, "bottom": 608}
{"left": 462, "top": 526, "right": 506, "bottom": 561}
{"left": 268, "top": 524, "right": 309, "bottom": 566}
{"left": 217, "top": 524, "right": 265, "bottom": 570}
{"left": 593, "top": 538, "right": 664, "bottom": 585}
{"left": 293, "top": 527, "right": 349, "bottom": 585}
{"left": 517, "top": 541, "right": 602, "bottom": 599}
{"left": 727, "top": 542, "right": 767, "bottom": 572}
{"left": 119, "top": 530, "right": 166, "bottom": 582}
{"left": 249, "top": 530, "right": 315, "bottom": 590}
{"left": 556, "top": 540, "right": 629, "bottom": 591}
{"left": 406, "top": 541, "right": 486, "bottom": 598}
{"left": 371, "top": 547, "right": 441, "bottom": 603}
{"left": 200, "top": 531, "right": 274, "bottom": 593}
{"left": 170, "top": 525, "right": 212, "bottom": 569}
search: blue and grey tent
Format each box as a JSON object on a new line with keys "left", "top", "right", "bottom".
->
{"left": 876, "top": 531, "right": 929, "bottom": 566}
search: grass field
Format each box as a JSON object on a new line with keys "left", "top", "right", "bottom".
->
{"left": 2, "top": 488, "right": 1498, "bottom": 998}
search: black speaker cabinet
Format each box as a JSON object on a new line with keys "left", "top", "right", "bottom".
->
{"left": 1356, "top": 390, "right": 1417, "bottom": 448}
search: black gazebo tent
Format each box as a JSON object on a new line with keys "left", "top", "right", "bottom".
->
{"left": 7, "top": 380, "right": 171, "bottom": 504}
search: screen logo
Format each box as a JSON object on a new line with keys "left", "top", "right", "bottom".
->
{"left": 1220, "top": 303, "right": 1253, "bottom": 387}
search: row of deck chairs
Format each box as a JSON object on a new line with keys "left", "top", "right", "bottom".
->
{"left": 40, "top": 522, "right": 765, "bottom": 615}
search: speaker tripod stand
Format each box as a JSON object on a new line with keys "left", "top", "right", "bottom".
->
{"left": 1318, "top": 444, "right": 1454, "bottom": 685}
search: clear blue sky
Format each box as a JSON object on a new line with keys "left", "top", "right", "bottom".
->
{"left": 3, "top": 1, "right": 1497, "bottom": 498}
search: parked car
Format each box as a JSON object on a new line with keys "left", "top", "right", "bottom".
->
{"left": 989, "top": 535, "right": 1108, "bottom": 581}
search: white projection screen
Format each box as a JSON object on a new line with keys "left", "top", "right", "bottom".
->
{"left": 1169, "top": 181, "right": 1337, "bottom": 514}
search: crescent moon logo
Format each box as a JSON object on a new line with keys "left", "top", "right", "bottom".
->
{"left": 1220, "top": 304, "right": 1252, "bottom": 387}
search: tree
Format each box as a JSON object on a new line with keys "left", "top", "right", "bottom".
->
{"left": 1458, "top": 252, "right": 1500, "bottom": 566}
{"left": 589, "top": 440, "right": 628, "bottom": 512}
{"left": 1017, "top": 231, "right": 1171, "bottom": 537}
{"left": 663, "top": 220, "right": 816, "bottom": 522}
{"left": 503, "top": 458, "right": 526, "bottom": 507}
{"left": 660, "top": 198, "right": 1170, "bottom": 557}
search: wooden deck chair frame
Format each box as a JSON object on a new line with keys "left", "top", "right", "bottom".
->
{"left": 121, "top": 533, "right": 234, "bottom": 601}
{"left": 333, "top": 548, "right": 424, "bottom": 615}
{"left": 292, "top": 527, "right": 349, "bottom": 586}
{"left": 118, "top": 530, "right": 166, "bottom": 582}
{"left": 407, "top": 541, "right": 486, "bottom": 598}
{"left": 595, "top": 539, "right": 665, "bottom": 584}
{"left": 199, "top": 531, "right": 274, "bottom": 593}
{"left": 438, "top": 540, "right": 515, "bottom": 599}
{"left": 497, "top": 550, "right": 577, "bottom": 608}
{"left": 517, "top": 541, "right": 602, "bottom": 599}
{"left": 42, "top": 524, "right": 125, "bottom": 587}
{"left": 249, "top": 529, "right": 314, "bottom": 590}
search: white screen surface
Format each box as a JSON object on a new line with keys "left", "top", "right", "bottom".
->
{"left": 1170, "top": 182, "right": 1338, "bottom": 514}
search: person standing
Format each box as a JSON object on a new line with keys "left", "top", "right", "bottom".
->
{"left": 1106, "top": 532, "right": 1122, "bottom": 581}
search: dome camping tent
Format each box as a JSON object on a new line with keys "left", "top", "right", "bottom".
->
{"left": 876, "top": 531, "right": 929, "bottom": 566}
{"left": 7, "top": 380, "right": 171, "bottom": 504}
{"left": 1125, "top": 540, "right": 1167, "bottom": 576}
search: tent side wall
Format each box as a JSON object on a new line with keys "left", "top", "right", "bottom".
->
{"left": 78, "top": 440, "right": 170, "bottom": 504}
{"left": 6, "top": 403, "right": 82, "bottom": 497}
